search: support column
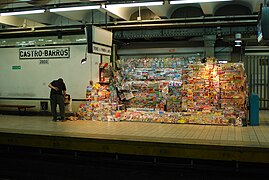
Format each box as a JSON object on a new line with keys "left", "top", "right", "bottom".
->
{"left": 204, "top": 35, "right": 216, "bottom": 58}
{"left": 112, "top": 44, "right": 117, "bottom": 69}
{"left": 231, "top": 46, "right": 244, "bottom": 62}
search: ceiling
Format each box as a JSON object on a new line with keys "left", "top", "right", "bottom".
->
{"left": 0, "top": 0, "right": 265, "bottom": 46}
{"left": 0, "top": 0, "right": 263, "bottom": 28}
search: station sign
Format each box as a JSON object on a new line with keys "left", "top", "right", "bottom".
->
{"left": 19, "top": 47, "right": 70, "bottom": 59}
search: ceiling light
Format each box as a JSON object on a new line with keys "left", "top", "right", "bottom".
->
{"left": 235, "top": 42, "right": 241, "bottom": 47}
{"left": 50, "top": 5, "right": 100, "bottom": 12}
{"left": 234, "top": 39, "right": 242, "bottom": 43}
{"left": 234, "top": 33, "right": 242, "bottom": 43}
{"left": 170, "top": 0, "right": 232, "bottom": 5}
{"left": 76, "top": 38, "right": 87, "bottom": 42}
{"left": 1, "top": 9, "right": 45, "bottom": 16}
{"left": 104, "top": 1, "right": 163, "bottom": 8}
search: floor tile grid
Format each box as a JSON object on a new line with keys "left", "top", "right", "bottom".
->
{"left": 181, "top": 124, "right": 196, "bottom": 139}
{"left": 228, "top": 126, "right": 236, "bottom": 141}
{"left": 167, "top": 124, "right": 181, "bottom": 138}
{"left": 188, "top": 124, "right": 203, "bottom": 139}
{"left": 255, "top": 126, "right": 269, "bottom": 143}
{"left": 205, "top": 125, "right": 216, "bottom": 140}
{"left": 234, "top": 127, "right": 243, "bottom": 141}
{"left": 132, "top": 123, "right": 152, "bottom": 136}
{"left": 164, "top": 124, "right": 179, "bottom": 138}
{"left": 152, "top": 124, "right": 170, "bottom": 137}
{"left": 132, "top": 123, "right": 151, "bottom": 137}
{"left": 253, "top": 126, "right": 266, "bottom": 144}
{"left": 175, "top": 124, "right": 193, "bottom": 138}
{"left": 166, "top": 124, "right": 180, "bottom": 137}
{"left": 220, "top": 126, "right": 229, "bottom": 141}
{"left": 195, "top": 125, "right": 207, "bottom": 139}
{"left": 188, "top": 124, "right": 202, "bottom": 139}
{"left": 171, "top": 125, "right": 183, "bottom": 139}
{"left": 212, "top": 126, "right": 222, "bottom": 141}
{"left": 0, "top": 114, "right": 269, "bottom": 148}
{"left": 247, "top": 127, "right": 259, "bottom": 142}
{"left": 241, "top": 127, "right": 252, "bottom": 142}
{"left": 205, "top": 125, "right": 215, "bottom": 140}
{"left": 155, "top": 124, "right": 171, "bottom": 137}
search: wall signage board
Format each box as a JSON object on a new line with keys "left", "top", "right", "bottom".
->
{"left": 257, "top": 6, "right": 269, "bottom": 43}
{"left": 12, "top": 66, "right": 21, "bottom": 70}
{"left": 92, "top": 43, "right": 111, "bottom": 56}
{"left": 92, "top": 25, "right": 113, "bottom": 47}
{"left": 85, "top": 25, "right": 113, "bottom": 56}
{"left": 19, "top": 47, "right": 70, "bottom": 59}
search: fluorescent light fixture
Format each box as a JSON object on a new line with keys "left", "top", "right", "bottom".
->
{"left": 1, "top": 9, "right": 45, "bottom": 16}
{"left": 50, "top": 5, "right": 100, "bottom": 12}
{"left": 234, "top": 39, "right": 242, "bottom": 43}
{"left": 170, "top": 0, "right": 232, "bottom": 5}
{"left": 76, "top": 38, "right": 87, "bottom": 42}
{"left": 104, "top": 1, "right": 163, "bottom": 8}
{"left": 234, "top": 33, "right": 242, "bottom": 44}
{"left": 235, "top": 42, "right": 241, "bottom": 47}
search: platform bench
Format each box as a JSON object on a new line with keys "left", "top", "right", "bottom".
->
{"left": 0, "top": 105, "right": 36, "bottom": 115}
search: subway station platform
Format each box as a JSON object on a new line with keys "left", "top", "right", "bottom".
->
{"left": 0, "top": 111, "right": 268, "bottom": 165}
{"left": 0, "top": 111, "right": 269, "bottom": 179}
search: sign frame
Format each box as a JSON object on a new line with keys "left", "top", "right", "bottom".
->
{"left": 86, "top": 25, "right": 113, "bottom": 56}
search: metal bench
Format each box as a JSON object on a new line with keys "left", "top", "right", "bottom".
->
{"left": 0, "top": 105, "right": 36, "bottom": 115}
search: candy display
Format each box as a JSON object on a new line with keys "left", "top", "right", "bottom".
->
{"left": 116, "top": 57, "right": 248, "bottom": 126}
{"left": 71, "top": 57, "right": 248, "bottom": 126}
{"left": 69, "top": 80, "right": 124, "bottom": 122}
{"left": 218, "top": 63, "right": 248, "bottom": 125}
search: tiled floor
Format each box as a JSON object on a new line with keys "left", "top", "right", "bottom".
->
{"left": 0, "top": 110, "right": 268, "bottom": 148}
{"left": 0, "top": 112, "right": 268, "bottom": 180}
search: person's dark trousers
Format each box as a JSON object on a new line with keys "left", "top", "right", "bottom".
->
{"left": 50, "top": 94, "right": 65, "bottom": 120}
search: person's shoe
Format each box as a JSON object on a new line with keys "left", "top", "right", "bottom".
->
{"left": 57, "top": 117, "right": 66, "bottom": 122}
{"left": 52, "top": 118, "right": 58, "bottom": 122}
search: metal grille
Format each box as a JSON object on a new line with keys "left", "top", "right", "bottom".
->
{"left": 245, "top": 55, "right": 269, "bottom": 109}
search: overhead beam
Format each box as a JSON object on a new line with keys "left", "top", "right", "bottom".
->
{"left": 114, "top": 26, "right": 256, "bottom": 40}
{"left": 147, "top": 4, "right": 172, "bottom": 18}
{"left": 28, "top": 0, "right": 50, "bottom": 6}
{"left": 251, "top": 0, "right": 263, "bottom": 13}
{"left": 50, "top": 11, "right": 89, "bottom": 22}
{"left": 200, "top": 3, "right": 214, "bottom": 15}
{"left": 100, "top": 7, "right": 139, "bottom": 21}
{"left": 19, "top": 13, "right": 82, "bottom": 26}
{"left": 0, "top": 16, "right": 45, "bottom": 28}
